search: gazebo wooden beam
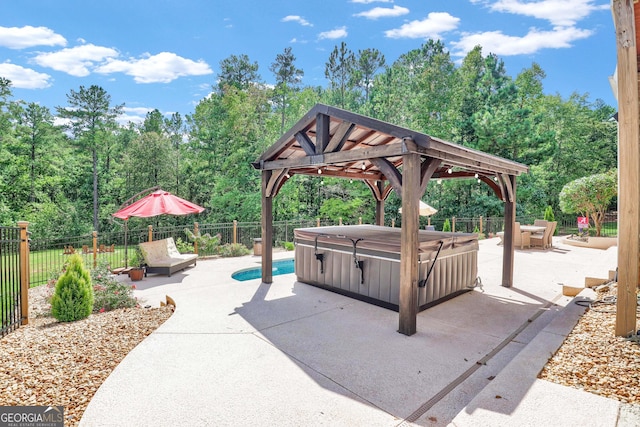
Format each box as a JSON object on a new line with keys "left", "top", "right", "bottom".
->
{"left": 324, "top": 121, "right": 355, "bottom": 153}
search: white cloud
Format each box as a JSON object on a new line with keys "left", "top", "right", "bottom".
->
{"left": 318, "top": 26, "right": 348, "bottom": 40}
{"left": 488, "top": 0, "right": 609, "bottom": 27}
{"left": 282, "top": 15, "right": 313, "bottom": 26}
{"left": 450, "top": 26, "right": 593, "bottom": 57}
{"left": 385, "top": 12, "right": 460, "bottom": 39}
{"left": 0, "top": 25, "right": 66, "bottom": 49}
{"left": 0, "top": 62, "right": 52, "bottom": 89}
{"left": 354, "top": 5, "right": 409, "bottom": 20}
{"left": 33, "top": 44, "right": 119, "bottom": 77}
{"left": 94, "top": 52, "right": 213, "bottom": 84}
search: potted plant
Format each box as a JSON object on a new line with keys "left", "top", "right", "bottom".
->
{"left": 128, "top": 247, "right": 145, "bottom": 281}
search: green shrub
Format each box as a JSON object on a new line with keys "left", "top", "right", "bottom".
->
{"left": 128, "top": 247, "right": 144, "bottom": 267}
{"left": 442, "top": 218, "right": 451, "bottom": 232}
{"left": 473, "top": 226, "right": 486, "bottom": 240}
{"left": 91, "top": 261, "right": 138, "bottom": 312}
{"left": 185, "top": 229, "right": 221, "bottom": 254}
{"left": 544, "top": 205, "right": 555, "bottom": 222}
{"left": 220, "top": 243, "right": 251, "bottom": 257}
{"left": 50, "top": 254, "right": 94, "bottom": 322}
{"left": 282, "top": 241, "right": 294, "bottom": 251}
{"left": 544, "top": 206, "right": 557, "bottom": 235}
{"left": 175, "top": 237, "right": 194, "bottom": 254}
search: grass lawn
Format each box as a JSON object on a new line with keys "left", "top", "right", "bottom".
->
{"left": 29, "top": 246, "right": 130, "bottom": 286}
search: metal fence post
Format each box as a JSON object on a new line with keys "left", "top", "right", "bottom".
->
{"left": 194, "top": 222, "right": 199, "bottom": 255}
{"left": 18, "top": 221, "right": 29, "bottom": 326}
{"left": 479, "top": 216, "right": 483, "bottom": 235}
{"left": 233, "top": 220, "right": 237, "bottom": 244}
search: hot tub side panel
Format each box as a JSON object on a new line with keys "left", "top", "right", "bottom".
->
{"left": 294, "top": 227, "right": 478, "bottom": 312}
{"left": 417, "top": 248, "right": 478, "bottom": 310}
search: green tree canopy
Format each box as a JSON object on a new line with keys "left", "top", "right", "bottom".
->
{"left": 559, "top": 170, "right": 617, "bottom": 236}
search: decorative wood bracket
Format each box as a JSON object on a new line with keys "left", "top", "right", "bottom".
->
{"left": 265, "top": 168, "right": 289, "bottom": 198}
{"left": 370, "top": 157, "right": 402, "bottom": 197}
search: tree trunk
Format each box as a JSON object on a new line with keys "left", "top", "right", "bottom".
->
{"left": 93, "top": 148, "right": 99, "bottom": 231}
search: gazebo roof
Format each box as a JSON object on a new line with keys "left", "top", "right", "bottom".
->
{"left": 254, "top": 103, "right": 527, "bottom": 188}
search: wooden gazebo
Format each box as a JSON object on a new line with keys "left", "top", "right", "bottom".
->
{"left": 253, "top": 104, "right": 528, "bottom": 335}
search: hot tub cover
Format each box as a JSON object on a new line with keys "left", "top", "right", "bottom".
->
{"left": 294, "top": 224, "right": 478, "bottom": 255}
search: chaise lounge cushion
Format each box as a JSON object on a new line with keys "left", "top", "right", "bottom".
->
{"left": 139, "top": 237, "right": 197, "bottom": 276}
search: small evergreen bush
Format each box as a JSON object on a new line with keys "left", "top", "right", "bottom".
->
{"left": 544, "top": 206, "right": 555, "bottom": 222}
{"left": 544, "top": 206, "right": 557, "bottom": 235}
{"left": 442, "top": 218, "right": 451, "bottom": 232}
{"left": 50, "top": 254, "right": 94, "bottom": 322}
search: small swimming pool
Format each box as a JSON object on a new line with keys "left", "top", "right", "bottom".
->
{"left": 231, "top": 258, "right": 295, "bottom": 281}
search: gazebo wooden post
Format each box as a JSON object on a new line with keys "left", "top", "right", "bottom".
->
{"left": 261, "top": 170, "right": 273, "bottom": 284}
{"left": 612, "top": 0, "right": 639, "bottom": 336}
{"left": 375, "top": 200, "right": 384, "bottom": 226}
{"left": 399, "top": 151, "right": 420, "bottom": 336}
{"left": 501, "top": 175, "right": 516, "bottom": 287}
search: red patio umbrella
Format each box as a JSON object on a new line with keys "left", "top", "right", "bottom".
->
{"left": 112, "top": 189, "right": 205, "bottom": 266}
{"left": 113, "top": 189, "right": 204, "bottom": 219}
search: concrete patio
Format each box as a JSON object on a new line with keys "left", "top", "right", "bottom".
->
{"left": 79, "top": 236, "right": 633, "bottom": 426}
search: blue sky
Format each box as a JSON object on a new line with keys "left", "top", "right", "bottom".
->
{"left": 1, "top": 0, "right": 615, "bottom": 124}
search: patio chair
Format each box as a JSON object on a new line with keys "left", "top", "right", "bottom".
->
{"left": 531, "top": 223, "right": 553, "bottom": 249}
{"left": 533, "top": 219, "right": 548, "bottom": 227}
{"left": 514, "top": 222, "right": 531, "bottom": 250}
{"left": 82, "top": 245, "right": 90, "bottom": 254}
{"left": 99, "top": 244, "right": 105, "bottom": 253}
{"left": 547, "top": 221, "right": 557, "bottom": 248}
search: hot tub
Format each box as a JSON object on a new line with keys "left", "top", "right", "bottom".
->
{"left": 294, "top": 225, "right": 479, "bottom": 311}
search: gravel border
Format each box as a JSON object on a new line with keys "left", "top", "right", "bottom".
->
{"left": 0, "top": 285, "right": 173, "bottom": 426}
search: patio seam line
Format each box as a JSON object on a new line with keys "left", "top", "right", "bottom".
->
{"left": 399, "top": 293, "right": 563, "bottom": 425}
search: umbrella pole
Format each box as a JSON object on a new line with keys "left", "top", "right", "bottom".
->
{"left": 124, "top": 220, "right": 128, "bottom": 268}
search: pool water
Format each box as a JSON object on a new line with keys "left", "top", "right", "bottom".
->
{"left": 231, "top": 258, "right": 295, "bottom": 281}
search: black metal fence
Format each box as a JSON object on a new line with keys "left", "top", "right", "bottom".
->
{"left": 1, "top": 226, "right": 22, "bottom": 338}
{"left": 427, "top": 213, "right": 618, "bottom": 238}
{"left": 27, "top": 219, "right": 327, "bottom": 285}
{"left": 26, "top": 214, "right": 619, "bottom": 287}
